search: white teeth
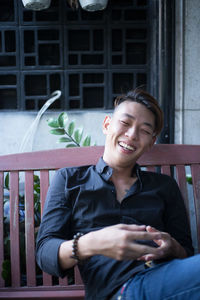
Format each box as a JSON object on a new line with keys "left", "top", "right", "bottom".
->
{"left": 119, "top": 142, "right": 135, "bottom": 151}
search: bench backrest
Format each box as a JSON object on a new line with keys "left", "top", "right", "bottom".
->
{"left": 0, "top": 144, "right": 200, "bottom": 290}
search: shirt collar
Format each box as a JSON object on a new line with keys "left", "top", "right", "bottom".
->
{"left": 96, "top": 157, "right": 142, "bottom": 189}
{"left": 96, "top": 157, "right": 113, "bottom": 181}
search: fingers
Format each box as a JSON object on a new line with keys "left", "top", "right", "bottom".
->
{"left": 117, "top": 231, "right": 163, "bottom": 260}
{"left": 137, "top": 252, "right": 163, "bottom": 261}
{"left": 137, "top": 228, "right": 174, "bottom": 261}
{"left": 146, "top": 225, "right": 158, "bottom": 233}
{"left": 115, "top": 224, "right": 162, "bottom": 240}
{"left": 94, "top": 224, "right": 164, "bottom": 260}
{"left": 124, "top": 240, "right": 163, "bottom": 260}
{"left": 146, "top": 226, "right": 171, "bottom": 241}
{"left": 113, "top": 239, "right": 162, "bottom": 261}
{"left": 120, "top": 225, "right": 176, "bottom": 261}
{"left": 116, "top": 224, "right": 146, "bottom": 232}
{"left": 127, "top": 230, "right": 162, "bottom": 242}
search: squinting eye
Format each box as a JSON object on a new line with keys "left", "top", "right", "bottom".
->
{"left": 140, "top": 129, "right": 152, "bottom": 135}
{"left": 120, "top": 120, "right": 129, "bottom": 126}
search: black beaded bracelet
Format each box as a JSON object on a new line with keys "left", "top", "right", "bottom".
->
{"left": 70, "top": 232, "right": 84, "bottom": 262}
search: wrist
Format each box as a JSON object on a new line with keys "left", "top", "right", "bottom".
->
{"left": 70, "top": 233, "right": 84, "bottom": 262}
{"left": 77, "top": 231, "right": 95, "bottom": 260}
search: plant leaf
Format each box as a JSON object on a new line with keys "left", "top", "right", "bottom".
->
{"left": 34, "top": 184, "right": 40, "bottom": 193}
{"left": 34, "top": 175, "right": 40, "bottom": 184}
{"left": 82, "top": 135, "right": 91, "bottom": 146}
{"left": 186, "top": 175, "right": 193, "bottom": 185}
{"left": 50, "top": 128, "right": 65, "bottom": 135}
{"left": 5, "top": 173, "right": 9, "bottom": 190}
{"left": 58, "top": 112, "right": 68, "bottom": 128}
{"left": 47, "top": 118, "right": 59, "bottom": 128}
{"left": 1, "top": 260, "right": 11, "bottom": 281}
{"left": 68, "top": 121, "right": 75, "bottom": 136}
{"left": 58, "top": 137, "right": 72, "bottom": 143}
{"left": 66, "top": 143, "right": 77, "bottom": 148}
{"left": 74, "top": 128, "right": 83, "bottom": 144}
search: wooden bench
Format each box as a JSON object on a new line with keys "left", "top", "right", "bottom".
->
{"left": 0, "top": 144, "right": 200, "bottom": 299}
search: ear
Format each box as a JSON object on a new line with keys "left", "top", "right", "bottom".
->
{"left": 148, "top": 135, "right": 157, "bottom": 150}
{"left": 102, "top": 116, "right": 111, "bottom": 134}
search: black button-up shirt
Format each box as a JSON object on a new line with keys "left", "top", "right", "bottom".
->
{"left": 36, "top": 158, "right": 193, "bottom": 300}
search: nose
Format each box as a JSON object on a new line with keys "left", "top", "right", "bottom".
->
{"left": 125, "top": 126, "right": 139, "bottom": 140}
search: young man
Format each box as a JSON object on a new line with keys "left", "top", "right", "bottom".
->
{"left": 36, "top": 88, "right": 199, "bottom": 300}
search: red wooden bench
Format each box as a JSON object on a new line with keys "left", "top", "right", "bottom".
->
{"left": 0, "top": 144, "right": 200, "bottom": 299}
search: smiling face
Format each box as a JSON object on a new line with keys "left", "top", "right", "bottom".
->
{"left": 102, "top": 100, "right": 156, "bottom": 170}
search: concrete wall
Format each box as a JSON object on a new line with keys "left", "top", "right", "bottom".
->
{"left": 0, "top": 111, "right": 108, "bottom": 155}
{"left": 175, "top": 0, "right": 200, "bottom": 144}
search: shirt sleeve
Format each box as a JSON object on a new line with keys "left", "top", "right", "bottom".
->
{"left": 36, "top": 168, "right": 72, "bottom": 278}
{"left": 163, "top": 176, "right": 194, "bottom": 257}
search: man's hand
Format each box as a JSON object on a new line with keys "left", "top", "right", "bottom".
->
{"left": 78, "top": 224, "right": 163, "bottom": 261}
{"left": 137, "top": 226, "right": 187, "bottom": 262}
{"left": 59, "top": 224, "right": 187, "bottom": 271}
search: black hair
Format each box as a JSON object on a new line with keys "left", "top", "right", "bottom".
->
{"left": 114, "top": 88, "right": 164, "bottom": 136}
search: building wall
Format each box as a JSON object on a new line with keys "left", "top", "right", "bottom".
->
{"left": 0, "top": 110, "right": 108, "bottom": 155}
{"left": 175, "top": 0, "right": 200, "bottom": 144}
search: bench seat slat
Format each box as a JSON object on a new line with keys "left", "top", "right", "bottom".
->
{"left": 59, "top": 277, "right": 68, "bottom": 286}
{"left": 0, "top": 288, "right": 85, "bottom": 299}
{"left": 0, "top": 147, "right": 104, "bottom": 171}
{"left": 25, "top": 171, "right": 36, "bottom": 287}
{"left": 0, "top": 172, "right": 4, "bottom": 287}
{"left": 146, "top": 166, "right": 155, "bottom": 172}
{"left": 191, "top": 164, "right": 200, "bottom": 252}
{"left": 175, "top": 165, "right": 189, "bottom": 219}
{"left": 161, "top": 165, "right": 171, "bottom": 176}
{"left": 40, "top": 171, "right": 49, "bottom": 216}
{"left": 10, "top": 172, "right": 20, "bottom": 287}
{"left": 138, "top": 144, "right": 200, "bottom": 165}
{"left": 39, "top": 170, "right": 53, "bottom": 286}
{"left": 74, "top": 266, "right": 83, "bottom": 285}
{"left": 42, "top": 272, "right": 52, "bottom": 287}
{"left": 0, "top": 145, "right": 199, "bottom": 172}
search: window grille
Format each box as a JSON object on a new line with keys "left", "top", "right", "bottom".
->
{"left": 0, "top": 0, "right": 155, "bottom": 110}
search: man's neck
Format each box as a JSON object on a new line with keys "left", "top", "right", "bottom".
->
{"left": 111, "top": 166, "right": 136, "bottom": 180}
{"left": 109, "top": 164, "right": 138, "bottom": 203}
{"left": 104, "top": 160, "right": 136, "bottom": 179}
{"left": 102, "top": 152, "right": 137, "bottom": 179}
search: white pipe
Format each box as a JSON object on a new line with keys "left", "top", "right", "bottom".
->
{"left": 19, "top": 90, "right": 61, "bottom": 153}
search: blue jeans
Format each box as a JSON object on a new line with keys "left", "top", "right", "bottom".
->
{"left": 110, "top": 254, "right": 200, "bottom": 300}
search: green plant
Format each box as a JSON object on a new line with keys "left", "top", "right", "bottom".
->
{"left": 186, "top": 175, "right": 192, "bottom": 185}
{"left": 47, "top": 112, "right": 94, "bottom": 147}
